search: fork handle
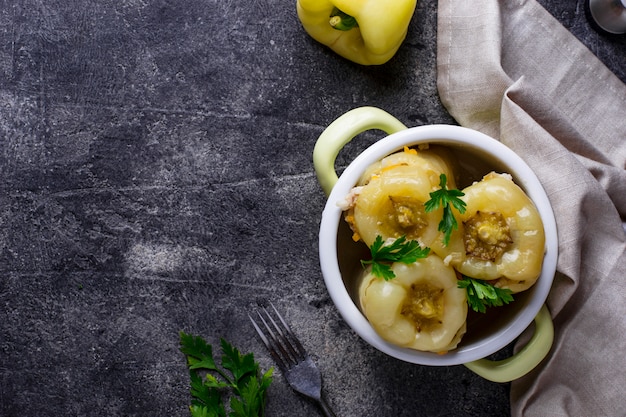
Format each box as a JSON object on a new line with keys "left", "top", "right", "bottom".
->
{"left": 317, "top": 397, "right": 337, "bottom": 417}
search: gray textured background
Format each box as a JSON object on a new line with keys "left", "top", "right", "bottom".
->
{"left": 0, "top": 0, "right": 624, "bottom": 416}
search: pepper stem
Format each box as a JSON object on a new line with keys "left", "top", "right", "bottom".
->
{"left": 329, "top": 7, "right": 358, "bottom": 31}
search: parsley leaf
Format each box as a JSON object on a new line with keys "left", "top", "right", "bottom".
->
{"left": 424, "top": 173, "right": 467, "bottom": 246}
{"left": 179, "top": 332, "right": 273, "bottom": 417}
{"left": 220, "top": 339, "right": 258, "bottom": 387}
{"left": 180, "top": 332, "right": 218, "bottom": 371}
{"left": 457, "top": 276, "right": 514, "bottom": 313}
{"left": 361, "top": 235, "right": 430, "bottom": 280}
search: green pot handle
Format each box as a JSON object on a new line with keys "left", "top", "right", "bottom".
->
{"left": 464, "top": 304, "right": 554, "bottom": 382}
{"left": 313, "top": 106, "right": 407, "bottom": 196}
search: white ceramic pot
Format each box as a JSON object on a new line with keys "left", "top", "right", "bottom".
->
{"left": 313, "top": 107, "right": 558, "bottom": 382}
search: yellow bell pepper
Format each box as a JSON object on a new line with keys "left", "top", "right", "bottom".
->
{"left": 296, "top": 0, "right": 418, "bottom": 65}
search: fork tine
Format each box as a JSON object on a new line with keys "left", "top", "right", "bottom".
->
{"left": 248, "top": 311, "right": 286, "bottom": 369}
{"left": 249, "top": 301, "right": 306, "bottom": 371}
{"left": 267, "top": 302, "right": 307, "bottom": 359}
{"left": 249, "top": 310, "right": 289, "bottom": 371}
{"left": 262, "top": 302, "right": 307, "bottom": 363}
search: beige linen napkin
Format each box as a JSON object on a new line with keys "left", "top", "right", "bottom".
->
{"left": 436, "top": 1, "right": 626, "bottom": 416}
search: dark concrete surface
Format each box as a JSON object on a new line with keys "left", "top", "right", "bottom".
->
{"left": 0, "top": 1, "right": 623, "bottom": 416}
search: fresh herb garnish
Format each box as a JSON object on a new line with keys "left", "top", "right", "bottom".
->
{"left": 361, "top": 235, "right": 430, "bottom": 280}
{"left": 457, "top": 276, "right": 514, "bottom": 313}
{"left": 424, "top": 173, "right": 467, "bottom": 246}
{"left": 179, "top": 332, "right": 273, "bottom": 417}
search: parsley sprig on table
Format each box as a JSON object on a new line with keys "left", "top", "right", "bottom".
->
{"left": 361, "top": 235, "right": 430, "bottom": 280}
{"left": 457, "top": 276, "right": 514, "bottom": 313}
{"left": 424, "top": 173, "right": 467, "bottom": 246}
{"left": 179, "top": 332, "right": 273, "bottom": 417}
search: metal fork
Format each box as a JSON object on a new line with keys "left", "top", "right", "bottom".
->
{"left": 249, "top": 301, "right": 337, "bottom": 417}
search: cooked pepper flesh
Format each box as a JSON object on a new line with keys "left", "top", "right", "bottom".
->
{"left": 344, "top": 148, "right": 457, "bottom": 248}
{"left": 451, "top": 172, "right": 546, "bottom": 293}
{"left": 358, "top": 256, "right": 468, "bottom": 352}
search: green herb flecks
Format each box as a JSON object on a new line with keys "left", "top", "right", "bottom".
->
{"left": 457, "top": 276, "right": 514, "bottom": 313}
{"left": 361, "top": 235, "right": 430, "bottom": 280}
{"left": 179, "top": 332, "right": 273, "bottom": 417}
{"left": 424, "top": 173, "right": 467, "bottom": 246}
